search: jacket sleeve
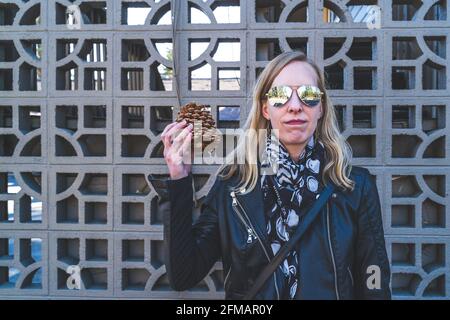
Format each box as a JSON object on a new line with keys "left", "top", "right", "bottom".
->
{"left": 354, "top": 170, "right": 392, "bottom": 299}
{"left": 162, "top": 173, "right": 221, "bottom": 291}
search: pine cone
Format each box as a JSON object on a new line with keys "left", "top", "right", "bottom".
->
{"left": 175, "top": 102, "right": 221, "bottom": 152}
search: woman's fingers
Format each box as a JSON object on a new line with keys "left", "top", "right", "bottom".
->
{"left": 161, "top": 120, "right": 180, "bottom": 138}
{"left": 181, "top": 131, "right": 193, "bottom": 164}
{"left": 161, "top": 120, "right": 194, "bottom": 179}
{"left": 172, "top": 123, "right": 193, "bottom": 150}
{"left": 161, "top": 120, "right": 186, "bottom": 148}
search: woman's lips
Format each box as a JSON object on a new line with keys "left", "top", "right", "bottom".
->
{"left": 285, "top": 120, "right": 307, "bottom": 126}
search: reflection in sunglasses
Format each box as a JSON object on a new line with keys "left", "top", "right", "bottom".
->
{"left": 265, "top": 85, "right": 323, "bottom": 108}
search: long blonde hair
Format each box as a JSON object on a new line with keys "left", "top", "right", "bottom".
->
{"left": 218, "top": 51, "right": 355, "bottom": 194}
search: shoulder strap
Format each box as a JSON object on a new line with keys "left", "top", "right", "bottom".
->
{"left": 243, "top": 181, "right": 336, "bottom": 300}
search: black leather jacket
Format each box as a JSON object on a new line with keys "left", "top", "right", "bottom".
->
{"left": 160, "top": 165, "right": 391, "bottom": 300}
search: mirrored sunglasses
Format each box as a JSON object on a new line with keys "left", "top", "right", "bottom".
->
{"left": 265, "top": 85, "right": 324, "bottom": 108}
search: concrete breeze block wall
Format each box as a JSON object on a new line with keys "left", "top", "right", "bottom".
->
{"left": 0, "top": 0, "right": 449, "bottom": 299}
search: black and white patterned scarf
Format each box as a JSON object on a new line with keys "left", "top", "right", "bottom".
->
{"left": 260, "top": 133, "right": 326, "bottom": 299}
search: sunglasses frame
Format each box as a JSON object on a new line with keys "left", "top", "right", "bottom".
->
{"left": 264, "top": 85, "right": 324, "bottom": 108}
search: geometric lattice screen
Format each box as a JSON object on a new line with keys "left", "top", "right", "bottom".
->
{"left": 0, "top": 0, "right": 449, "bottom": 299}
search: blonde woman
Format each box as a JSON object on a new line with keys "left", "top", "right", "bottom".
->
{"left": 159, "top": 51, "right": 391, "bottom": 300}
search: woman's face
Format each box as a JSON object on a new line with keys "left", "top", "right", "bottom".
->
{"left": 262, "top": 61, "right": 323, "bottom": 152}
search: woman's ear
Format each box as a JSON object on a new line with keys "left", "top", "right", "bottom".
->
{"left": 262, "top": 102, "right": 270, "bottom": 121}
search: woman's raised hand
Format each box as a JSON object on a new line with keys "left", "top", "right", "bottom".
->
{"left": 161, "top": 120, "right": 193, "bottom": 180}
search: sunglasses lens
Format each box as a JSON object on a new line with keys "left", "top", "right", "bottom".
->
{"left": 267, "top": 86, "right": 292, "bottom": 107}
{"left": 298, "top": 85, "right": 322, "bottom": 107}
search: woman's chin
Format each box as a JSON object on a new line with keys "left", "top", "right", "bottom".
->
{"left": 281, "top": 136, "right": 307, "bottom": 146}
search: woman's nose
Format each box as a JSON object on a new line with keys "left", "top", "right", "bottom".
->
{"left": 286, "top": 91, "right": 304, "bottom": 112}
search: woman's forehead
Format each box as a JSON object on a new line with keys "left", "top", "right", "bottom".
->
{"left": 271, "top": 61, "right": 318, "bottom": 87}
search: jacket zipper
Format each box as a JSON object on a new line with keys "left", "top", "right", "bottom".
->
{"left": 326, "top": 202, "right": 340, "bottom": 300}
{"left": 230, "top": 190, "right": 280, "bottom": 300}
{"left": 230, "top": 192, "right": 258, "bottom": 243}
{"left": 347, "top": 266, "right": 354, "bottom": 287}
{"left": 224, "top": 266, "right": 232, "bottom": 290}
